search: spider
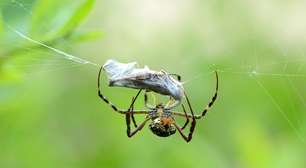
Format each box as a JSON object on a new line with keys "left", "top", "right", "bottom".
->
{"left": 97, "top": 66, "right": 219, "bottom": 142}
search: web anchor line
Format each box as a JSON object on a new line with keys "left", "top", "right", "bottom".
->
{"left": 5, "top": 23, "right": 99, "bottom": 67}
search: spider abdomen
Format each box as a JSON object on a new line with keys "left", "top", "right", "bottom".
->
{"left": 149, "top": 118, "right": 176, "bottom": 137}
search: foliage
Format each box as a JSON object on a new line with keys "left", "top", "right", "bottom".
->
{"left": 0, "top": 0, "right": 101, "bottom": 80}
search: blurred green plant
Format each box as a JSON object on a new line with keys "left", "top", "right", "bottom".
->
{"left": 0, "top": 0, "right": 102, "bottom": 80}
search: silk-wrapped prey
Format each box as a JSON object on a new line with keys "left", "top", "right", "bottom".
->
{"left": 102, "top": 59, "right": 184, "bottom": 102}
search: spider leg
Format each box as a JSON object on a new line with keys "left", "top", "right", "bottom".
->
{"left": 173, "top": 119, "right": 196, "bottom": 143}
{"left": 98, "top": 65, "right": 149, "bottom": 114}
{"left": 172, "top": 91, "right": 196, "bottom": 143}
{"left": 172, "top": 71, "right": 219, "bottom": 119}
{"left": 126, "top": 100, "right": 151, "bottom": 137}
{"left": 180, "top": 104, "right": 190, "bottom": 130}
{"left": 166, "top": 73, "right": 190, "bottom": 129}
{"left": 130, "top": 111, "right": 138, "bottom": 128}
{"left": 119, "top": 88, "right": 151, "bottom": 137}
{"left": 128, "top": 90, "right": 143, "bottom": 128}
{"left": 173, "top": 96, "right": 196, "bottom": 142}
{"left": 198, "top": 71, "right": 219, "bottom": 118}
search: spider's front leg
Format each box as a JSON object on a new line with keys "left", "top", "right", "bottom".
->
{"left": 172, "top": 71, "right": 219, "bottom": 119}
{"left": 98, "top": 65, "right": 148, "bottom": 116}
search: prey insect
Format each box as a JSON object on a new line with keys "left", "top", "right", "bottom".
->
{"left": 97, "top": 61, "right": 219, "bottom": 142}
{"left": 103, "top": 59, "right": 184, "bottom": 109}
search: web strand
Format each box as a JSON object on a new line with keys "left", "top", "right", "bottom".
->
{"left": 253, "top": 76, "right": 305, "bottom": 144}
{"left": 4, "top": 23, "right": 100, "bottom": 67}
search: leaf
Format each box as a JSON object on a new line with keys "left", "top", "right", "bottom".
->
{"left": 30, "top": 0, "right": 76, "bottom": 37}
{"left": 1, "top": 0, "right": 99, "bottom": 81}
{"left": 30, "top": 0, "right": 95, "bottom": 41}
{"left": 52, "top": 0, "right": 95, "bottom": 39}
{"left": 68, "top": 30, "right": 103, "bottom": 43}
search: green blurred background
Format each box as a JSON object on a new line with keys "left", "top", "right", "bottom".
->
{"left": 1, "top": 0, "right": 306, "bottom": 167}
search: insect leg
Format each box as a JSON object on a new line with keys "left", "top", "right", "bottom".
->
{"left": 169, "top": 73, "right": 182, "bottom": 81}
{"left": 144, "top": 90, "right": 155, "bottom": 109}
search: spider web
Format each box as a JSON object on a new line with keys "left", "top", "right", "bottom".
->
{"left": 214, "top": 45, "right": 306, "bottom": 144}
{"left": 2, "top": 0, "right": 306, "bottom": 145}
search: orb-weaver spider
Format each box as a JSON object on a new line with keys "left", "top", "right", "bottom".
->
{"left": 97, "top": 66, "right": 219, "bottom": 142}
